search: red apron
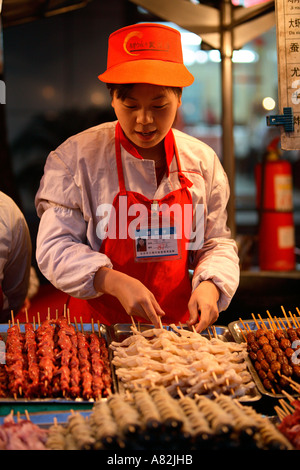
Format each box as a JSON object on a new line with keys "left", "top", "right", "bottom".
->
{"left": 68, "top": 124, "right": 193, "bottom": 325}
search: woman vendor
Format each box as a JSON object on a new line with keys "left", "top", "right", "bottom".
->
{"left": 35, "top": 23, "right": 239, "bottom": 332}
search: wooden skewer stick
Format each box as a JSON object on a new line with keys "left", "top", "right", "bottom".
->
{"left": 276, "top": 316, "right": 287, "bottom": 331}
{"left": 239, "top": 318, "right": 251, "bottom": 334}
{"left": 258, "top": 314, "right": 267, "bottom": 330}
{"left": 25, "top": 308, "right": 29, "bottom": 324}
{"left": 211, "top": 325, "right": 217, "bottom": 338}
{"left": 282, "top": 389, "right": 296, "bottom": 404}
{"left": 279, "top": 317, "right": 288, "bottom": 330}
{"left": 192, "top": 325, "right": 199, "bottom": 336}
{"left": 11, "top": 310, "right": 15, "bottom": 325}
{"left": 274, "top": 316, "right": 281, "bottom": 330}
{"left": 275, "top": 405, "right": 288, "bottom": 421}
{"left": 280, "top": 373, "right": 300, "bottom": 392}
{"left": 130, "top": 315, "right": 137, "bottom": 330}
{"left": 294, "top": 314, "right": 300, "bottom": 328}
{"left": 288, "top": 311, "right": 298, "bottom": 328}
{"left": 281, "top": 306, "right": 292, "bottom": 328}
{"left": 238, "top": 318, "right": 247, "bottom": 341}
{"left": 205, "top": 326, "right": 211, "bottom": 339}
{"left": 239, "top": 317, "right": 250, "bottom": 332}
{"left": 251, "top": 313, "right": 260, "bottom": 330}
{"left": 296, "top": 307, "right": 300, "bottom": 319}
{"left": 279, "top": 398, "right": 294, "bottom": 415}
{"left": 266, "top": 310, "right": 276, "bottom": 331}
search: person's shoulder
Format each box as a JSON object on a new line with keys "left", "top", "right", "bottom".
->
{"left": 56, "top": 120, "right": 117, "bottom": 153}
{"left": 0, "top": 191, "right": 21, "bottom": 213}
{"left": 172, "top": 128, "right": 218, "bottom": 176}
{"left": 172, "top": 128, "right": 215, "bottom": 155}
{"left": 0, "top": 192, "right": 27, "bottom": 228}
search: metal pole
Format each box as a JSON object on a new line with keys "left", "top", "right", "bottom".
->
{"left": 220, "top": 0, "right": 236, "bottom": 238}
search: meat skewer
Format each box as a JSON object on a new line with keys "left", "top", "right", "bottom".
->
{"left": 2, "top": 314, "right": 112, "bottom": 400}
{"left": 107, "top": 392, "right": 141, "bottom": 436}
{"left": 67, "top": 410, "right": 95, "bottom": 450}
{"left": 77, "top": 327, "right": 93, "bottom": 400}
{"left": 36, "top": 318, "right": 56, "bottom": 395}
{"left": 5, "top": 322, "right": 26, "bottom": 398}
{"left": 24, "top": 322, "right": 39, "bottom": 397}
{"left": 89, "top": 400, "right": 120, "bottom": 449}
{"left": 245, "top": 311, "right": 300, "bottom": 395}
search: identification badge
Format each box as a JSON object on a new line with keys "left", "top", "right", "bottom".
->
{"left": 134, "top": 201, "right": 182, "bottom": 262}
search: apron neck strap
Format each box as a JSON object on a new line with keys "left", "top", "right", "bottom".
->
{"left": 173, "top": 138, "right": 193, "bottom": 188}
{"left": 115, "top": 122, "right": 193, "bottom": 193}
{"left": 115, "top": 122, "right": 127, "bottom": 195}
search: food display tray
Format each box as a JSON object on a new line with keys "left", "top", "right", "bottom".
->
{"left": 0, "top": 322, "right": 113, "bottom": 404}
{"left": 228, "top": 319, "right": 300, "bottom": 399}
{"left": 109, "top": 323, "right": 235, "bottom": 343}
{"left": 109, "top": 323, "right": 261, "bottom": 402}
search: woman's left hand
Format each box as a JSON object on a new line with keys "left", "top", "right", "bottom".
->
{"left": 187, "top": 280, "right": 220, "bottom": 333}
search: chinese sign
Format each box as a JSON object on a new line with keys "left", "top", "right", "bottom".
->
{"left": 276, "top": 0, "right": 300, "bottom": 149}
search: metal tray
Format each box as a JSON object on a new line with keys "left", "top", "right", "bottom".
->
{"left": 228, "top": 319, "right": 300, "bottom": 399}
{"left": 109, "top": 322, "right": 235, "bottom": 343}
{"left": 0, "top": 322, "right": 113, "bottom": 404}
{"left": 109, "top": 323, "right": 261, "bottom": 402}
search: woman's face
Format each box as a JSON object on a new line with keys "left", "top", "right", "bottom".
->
{"left": 111, "top": 84, "right": 181, "bottom": 158}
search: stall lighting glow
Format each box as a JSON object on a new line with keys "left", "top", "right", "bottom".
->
{"left": 183, "top": 48, "right": 199, "bottom": 66}
{"left": 90, "top": 91, "right": 107, "bottom": 106}
{"left": 232, "top": 50, "right": 258, "bottom": 63}
{"left": 184, "top": 48, "right": 259, "bottom": 65}
{"left": 262, "top": 96, "right": 276, "bottom": 110}
{"left": 181, "top": 32, "right": 202, "bottom": 47}
{"left": 208, "top": 50, "right": 221, "bottom": 63}
{"left": 41, "top": 86, "right": 56, "bottom": 100}
{"left": 195, "top": 50, "right": 209, "bottom": 64}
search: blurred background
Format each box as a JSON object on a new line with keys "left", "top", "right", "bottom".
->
{"left": 1, "top": 0, "right": 299, "bottom": 321}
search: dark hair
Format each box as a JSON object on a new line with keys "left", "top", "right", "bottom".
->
{"left": 106, "top": 83, "right": 182, "bottom": 100}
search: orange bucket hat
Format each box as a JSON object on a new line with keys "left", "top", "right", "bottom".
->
{"left": 98, "top": 23, "right": 194, "bottom": 87}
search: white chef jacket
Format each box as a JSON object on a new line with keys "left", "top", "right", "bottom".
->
{"left": 35, "top": 120, "right": 239, "bottom": 313}
{"left": 0, "top": 191, "right": 32, "bottom": 320}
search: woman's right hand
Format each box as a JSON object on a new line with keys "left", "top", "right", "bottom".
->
{"left": 94, "top": 267, "right": 165, "bottom": 327}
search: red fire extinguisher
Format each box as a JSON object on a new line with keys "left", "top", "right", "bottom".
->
{"left": 255, "top": 137, "right": 295, "bottom": 271}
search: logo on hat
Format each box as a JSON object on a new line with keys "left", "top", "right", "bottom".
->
{"left": 123, "top": 30, "right": 169, "bottom": 57}
{"left": 123, "top": 31, "right": 143, "bottom": 56}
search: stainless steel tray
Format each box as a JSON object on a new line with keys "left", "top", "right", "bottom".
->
{"left": 228, "top": 319, "right": 300, "bottom": 399}
{"left": 109, "top": 323, "right": 261, "bottom": 402}
{"left": 0, "top": 322, "right": 113, "bottom": 404}
{"left": 109, "top": 322, "right": 235, "bottom": 343}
